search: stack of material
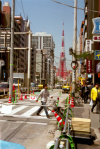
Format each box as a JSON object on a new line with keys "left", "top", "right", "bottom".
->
{"left": 71, "top": 117, "right": 91, "bottom": 133}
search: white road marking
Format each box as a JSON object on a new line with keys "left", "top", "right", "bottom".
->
{"left": 21, "top": 106, "right": 40, "bottom": 116}
{"left": 0, "top": 120, "right": 47, "bottom": 125}
{"left": 41, "top": 110, "right": 51, "bottom": 116}
{"left": 0, "top": 114, "right": 56, "bottom": 120}
{"left": 50, "top": 92, "right": 59, "bottom": 96}
{"left": 11, "top": 106, "right": 28, "bottom": 114}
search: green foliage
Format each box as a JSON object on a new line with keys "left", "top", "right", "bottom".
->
{"left": 72, "top": 52, "right": 90, "bottom": 60}
{"left": 49, "top": 145, "right": 55, "bottom": 149}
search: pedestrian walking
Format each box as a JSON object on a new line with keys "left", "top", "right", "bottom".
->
{"left": 81, "top": 84, "right": 89, "bottom": 103}
{"left": 84, "top": 84, "right": 89, "bottom": 103}
{"left": 88, "top": 83, "right": 94, "bottom": 99}
{"left": 91, "top": 83, "right": 100, "bottom": 113}
{"left": 36, "top": 84, "right": 51, "bottom": 118}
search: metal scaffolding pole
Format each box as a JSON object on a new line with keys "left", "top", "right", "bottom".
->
{"left": 9, "top": 0, "right": 15, "bottom": 99}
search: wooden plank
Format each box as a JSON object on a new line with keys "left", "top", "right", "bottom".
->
{"left": 71, "top": 117, "right": 91, "bottom": 133}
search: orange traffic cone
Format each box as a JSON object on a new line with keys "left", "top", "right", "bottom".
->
{"left": 52, "top": 110, "right": 65, "bottom": 126}
{"left": 19, "top": 93, "right": 23, "bottom": 100}
{"left": 8, "top": 95, "right": 12, "bottom": 103}
{"left": 71, "top": 97, "right": 75, "bottom": 108}
{"left": 24, "top": 92, "right": 27, "bottom": 99}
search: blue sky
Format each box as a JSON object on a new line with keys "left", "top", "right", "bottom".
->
{"left": 2, "top": 0, "right": 84, "bottom": 70}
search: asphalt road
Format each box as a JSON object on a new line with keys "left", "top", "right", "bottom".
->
{"left": 0, "top": 89, "right": 100, "bottom": 149}
{"left": 0, "top": 89, "right": 60, "bottom": 149}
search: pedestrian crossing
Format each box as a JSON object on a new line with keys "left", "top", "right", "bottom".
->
{"left": 0, "top": 104, "right": 52, "bottom": 119}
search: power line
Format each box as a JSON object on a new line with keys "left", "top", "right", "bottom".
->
{"left": 30, "top": 22, "right": 37, "bottom": 32}
{"left": 20, "top": 0, "right": 26, "bottom": 19}
{"left": 54, "top": 55, "right": 72, "bottom": 61}
{"left": 16, "top": 0, "right": 22, "bottom": 10}
{"left": 51, "top": 0, "right": 100, "bottom": 13}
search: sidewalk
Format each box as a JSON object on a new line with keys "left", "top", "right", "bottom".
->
{"left": 73, "top": 102, "right": 100, "bottom": 146}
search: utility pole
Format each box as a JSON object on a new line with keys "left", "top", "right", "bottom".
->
{"left": 51, "top": 58, "right": 53, "bottom": 91}
{"left": 27, "top": 30, "right": 31, "bottom": 94}
{"left": 9, "top": 0, "right": 15, "bottom": 99}
{"left": 72, "top": 0, "right": 77, "bottom": 92}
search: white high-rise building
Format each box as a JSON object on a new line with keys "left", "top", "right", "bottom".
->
{"left": 32, "top": 32, "right": 55, "bottom": 84}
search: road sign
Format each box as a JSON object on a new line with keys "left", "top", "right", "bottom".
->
{"left": 92, "top": 17, "right": 100, "bottom": 34}
{"left": 94, "top": 50, "right": 100, "bottom": 60}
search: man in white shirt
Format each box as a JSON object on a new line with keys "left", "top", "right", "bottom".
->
{"left": 36, "top": 84, "right": 51, "bottom": 118}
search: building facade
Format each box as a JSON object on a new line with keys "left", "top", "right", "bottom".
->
{"left": 82, "top": 0, "right": 100, "bottom": 84}
{"left": 0, "top": 2, "right": 29, "bottom": 82}
{"left": 32, "top": 32, "right": 55, "bottom": 84}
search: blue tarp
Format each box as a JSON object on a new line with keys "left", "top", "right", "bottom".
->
{"left": 0, "top": 140, "right": 25, "bottom": 149}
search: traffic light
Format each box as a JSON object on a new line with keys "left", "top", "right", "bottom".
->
{"left": 69, "top": 47, "right": 73, "bottom": 55}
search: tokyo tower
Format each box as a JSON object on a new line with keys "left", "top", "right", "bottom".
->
{"left": 56, "top": 23, "right": 68, "bottom": 81}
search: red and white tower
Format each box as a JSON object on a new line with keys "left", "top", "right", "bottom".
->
{"left": 56, "top": 23, "right": 68, "bottom": 81}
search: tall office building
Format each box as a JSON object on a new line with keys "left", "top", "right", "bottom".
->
{"left": 32, "top": 32, "right": 55, "bottom": 84}
{"left": 0, "top": 2, "right": 19, "bottom": 81}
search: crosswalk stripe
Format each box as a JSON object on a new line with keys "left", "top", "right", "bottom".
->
{"left": 11, "top": 106, "right": 28, "bottom": 114}
{"left": 21, "top": 106, "right": 40, "bottom": 116}
{"left": 41, "top": 110, "right": 51, "bottom": 116}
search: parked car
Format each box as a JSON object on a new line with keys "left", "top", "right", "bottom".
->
{"left": 0, "top": 82, "right": 9, "bottom": 95}
{"left": 62, "top": 84, "right": 70, "bottom": 93}
{"left": 56, "top": 84, "right": 62, "bottom": 89}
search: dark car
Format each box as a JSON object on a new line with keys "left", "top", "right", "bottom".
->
{"left": 0, "top": 82, "right": 9, "bottom": 95}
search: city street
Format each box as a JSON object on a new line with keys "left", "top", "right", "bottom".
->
{"left": 0, "top": 89, "right": 100, "bottom": 149}
{"left": 0, "top": 89, "right": 61, "bottom": 149}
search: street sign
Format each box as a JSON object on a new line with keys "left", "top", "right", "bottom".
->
{"left": 92, "top": 17, "right": 100, "bottom": 34}
{"left": 86, "top": 40, "right": 91, "bottom": 52}
{"left": 94, "top": 50, "right": 100, "bottom": 60}
{"left": 87, "top": 60, "right": 92, "bottom": 73}
{"left": 73, "top": 70, "right": 75, "bottom": 82}
{"left": 93, "top": 36, "right": 100, "bottom": 42}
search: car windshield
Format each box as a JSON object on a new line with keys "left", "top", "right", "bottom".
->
{"left": 0, "top": 84, "right": 9, "bottom": 88}
{"left": 31, "top": 83, "right": 36, "bottom": 87}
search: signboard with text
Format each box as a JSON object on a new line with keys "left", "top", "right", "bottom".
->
{"left": 92, "top": 18, "right": 100, "bottom": 34}
{"left": 86, "top": 40, "right": 91, "bottom": 52}
{"left": 87, "top": 60, "right": 92, "bottom": 73}
{"left": 94, "top": 50, "right": 100, "bottom": 60}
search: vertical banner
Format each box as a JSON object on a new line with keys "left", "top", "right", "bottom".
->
{"left": 86, "top": 40, "right": 91, "bottom": 52}
{"left": 73, "top": 70, "right": 75, "bottom": 82}
{"left": 87, "top": 60, "right": 92, "bottom": 73}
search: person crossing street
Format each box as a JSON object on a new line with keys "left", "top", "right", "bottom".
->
{"left": 36, "top": 84, "right": 52, "bottom": 118}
